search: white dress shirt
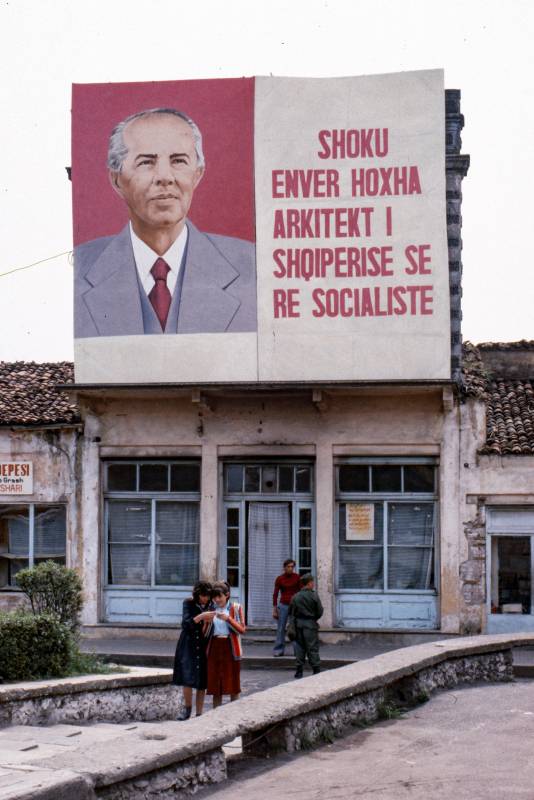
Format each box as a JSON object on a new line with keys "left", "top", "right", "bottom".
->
{"left": 129, "top": 223, "right": 188, "bottom": 297}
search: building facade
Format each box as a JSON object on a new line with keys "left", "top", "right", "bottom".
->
{"left": 0, "top": 362, "right": 80, "bottom": 611}
{"left": 459, "top": 341, "right": 534, "bottom": 634}
{"left": 13, "top": 90, "right": 534, "bottom": 639}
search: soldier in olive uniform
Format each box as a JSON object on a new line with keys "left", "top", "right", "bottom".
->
{"left": 289, "top": 574, "right": 323, "bottom": 679}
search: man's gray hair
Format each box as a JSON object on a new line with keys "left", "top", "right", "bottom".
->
{"left": 107, "top": 108, "right": 205, "bottom": 171}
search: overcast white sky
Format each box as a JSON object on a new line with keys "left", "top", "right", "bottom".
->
{"left": 0, "top": 0, "right": 533, "bottom": 362}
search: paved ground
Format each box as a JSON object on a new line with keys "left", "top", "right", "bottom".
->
{"left": 3, "top": 677, "right": 534, "bottom": 797}
{"left": 81, "top": 635, "right": 534, "bottom": 675}
{"left": 80, "top": 635, "right": 438, "bottom": 671}
{"left": 202, "top": 679, "right": 534, "bottom": 800}
{"left": 0, "top": 669, "right": 292, "bottom": 793}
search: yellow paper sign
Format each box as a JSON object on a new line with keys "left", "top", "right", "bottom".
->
{"left": 346, "top": 503, "right": 375, "bottom": 541}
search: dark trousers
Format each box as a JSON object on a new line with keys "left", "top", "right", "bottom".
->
{"left": 294, "top": 623, "right": 320, "bottom": 670}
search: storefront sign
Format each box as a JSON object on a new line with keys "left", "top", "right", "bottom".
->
{"left": 0, "top": 462, "right": 33, "bottom": 495}
{"left": 346, "top": 503, "right": 375, "bottom": 541}
{"left": 72, "top": 70, "right": 448, "bottom": 384}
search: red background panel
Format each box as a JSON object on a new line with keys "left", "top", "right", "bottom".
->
{"left": 71, "top": 77, "right": 255, "bottom": 246}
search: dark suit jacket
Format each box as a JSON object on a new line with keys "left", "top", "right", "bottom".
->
{"left": 74, "top": 221, "right": 257, "bottom": 337}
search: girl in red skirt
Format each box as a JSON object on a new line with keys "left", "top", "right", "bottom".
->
{"left": 206, "top": 581, "right": 246, "bottom": 708}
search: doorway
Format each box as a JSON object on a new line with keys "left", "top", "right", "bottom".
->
{"left": 222, "top": 462, "right": 314, "bottom": 625}
{"left": 487, "top": 508, "right": 534, "bottom": 633}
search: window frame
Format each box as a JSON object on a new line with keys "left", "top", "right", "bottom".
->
{"left": 0, "top": 503, "right": 67, "bottom": 590}
{"left": 335, "top": 459, "right": 438, "bottom": 596}
{"left": 103, "top": 459, "right": 201, "bottom": 591}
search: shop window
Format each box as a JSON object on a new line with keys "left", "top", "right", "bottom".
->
{"left": 139, "top": 464, "right": 168, "bottom": 492}
{"left": 278, "top": 466, "right": 293, "bottom": 492}
{"left": 338, "top": 503, "right": 384, "bottom": 590}
{"left": 106, "top": 462, "right": 200, "bottom": 494}
{"left": 170, "top": 463, "right": 201, "bottom": 493}
{"left": 155, "top": 502, "right": 199, "bottom": 586}
{"left": 107, "top": 463, "right": 137, "bottom": 492}
{"left": 0, "top": 505, "right": 66, "bottom": 589}
{"left": 336, "top": 462, "right": 437, "bottom": 594}
{"left": 105, "top": 460, "right": 200, "bottom": 588}
{"left": 372, "top": 466, "right": 401, "bottom": 493}
{"left": 226, "top": 465, "right": 243, "bottom": 493}
{"left": 223, "top": 464, "right": 313, "bottom": 496}
{"left": 387, "top": 503, "right": 435, "bottom": 590}
{"left": 403, "top": 465, "right": 435, "bottom": 493}
{"left": 490, "top": 536, "right": 531, "bottom": 615}
{"left": 338, "top": 465, "right": 369, "bottom": 493}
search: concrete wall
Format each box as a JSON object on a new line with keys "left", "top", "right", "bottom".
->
{"left": 0, "top": 426, "right": 80, "bottom": 611}
{"left": 77, "top": 386, "right": 461, "bottom": 632}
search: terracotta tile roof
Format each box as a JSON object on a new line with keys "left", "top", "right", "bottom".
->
{"left": 481, "top": 379, "right": 534, "bottom": 455}
{"left": 0, "top": 362, "right": 79, "bottom": 427}
{"left": 462, "top": 341, "right": 534, "bottom": 455}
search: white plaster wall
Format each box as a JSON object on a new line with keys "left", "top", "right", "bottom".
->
{"left": 78, "top": 387, "right": 455, "bottom": 630}
{"left": 0, "top": 427, "right": 79, "bottom": 610}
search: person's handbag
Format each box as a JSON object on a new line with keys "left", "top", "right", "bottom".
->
{"left": 286, "top": 616, "right": 297, "bottom": 642}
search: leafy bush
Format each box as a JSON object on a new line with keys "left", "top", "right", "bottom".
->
{"left": 16, "top": 561, "right": 83, "bottom": 632}
{"left": 0, "top": 611, "right": 72, "bottom": 681}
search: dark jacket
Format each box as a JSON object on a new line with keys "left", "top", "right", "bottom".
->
{"left": 289, "top": 587, "right": 324, "bottom": 629}
{"left": 172, "top": 598, "right": 210, "bottom": 689}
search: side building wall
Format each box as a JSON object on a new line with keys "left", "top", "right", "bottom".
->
{"left": 0, "top": 427, "right": 80, "bottom": 611}
{"left": 459, "top": 396, "right": 534, "bottom": 632}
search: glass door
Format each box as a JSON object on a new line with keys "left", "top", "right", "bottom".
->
{"left": 222, "top": 462, "right": 315, "bottom": 624}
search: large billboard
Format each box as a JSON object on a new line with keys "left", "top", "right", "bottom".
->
{"left": 72, "top": 70, "right": 449, "bottom": 384}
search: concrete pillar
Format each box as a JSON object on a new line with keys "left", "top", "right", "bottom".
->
{"left": 439, "top": 390, "right": 461, "bottom": 633}
{"left": 315, "top": 438, "right": 334, "bottom": 627}
{"left": 200, "top": 441, "right": 219, "bottom": 581}
{"left": 79, "top": 409, "right": 102, "bottom": 625}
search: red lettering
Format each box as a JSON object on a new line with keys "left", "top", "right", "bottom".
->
{"left": 386, "top": 206, "right": 393, "bottom": 236}
{"left": 273, "top": 289, "right": 300, "bottom": 318}
{"left": 317, "top": 130, "right": 331, "bottom": 159}
{"left": 272, "top": 170, "right": 285, "bottom": 198}
{"left": 405, "top": 244, "right": 432, "bottom": 275}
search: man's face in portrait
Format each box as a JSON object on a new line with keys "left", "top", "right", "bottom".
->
{"left": 110, "top": 114, "right": 204, "bottom": 235}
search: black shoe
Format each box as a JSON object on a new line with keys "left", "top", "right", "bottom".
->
{"left": 312, "top": 667, "right": 321, "bottom": 674}
{"left": 294, "top": 669, "right": 303, "bottom": 679}
{"left": 177, "top": 706, "right": 192, "bottom": 721}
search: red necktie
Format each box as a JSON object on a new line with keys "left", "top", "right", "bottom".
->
{"left": 148, "top": 258, "right": 172, "bottom": 331}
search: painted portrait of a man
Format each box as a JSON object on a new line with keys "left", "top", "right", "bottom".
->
{"left": 74, "top": 107, "right": 257, "bottom": 338}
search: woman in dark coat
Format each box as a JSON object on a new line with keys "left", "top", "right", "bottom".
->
{"left": 172, "top": 581, "right": 214, "bottom": 720}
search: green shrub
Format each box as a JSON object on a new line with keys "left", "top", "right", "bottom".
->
{"left": 0, "top": 611, "right": 72, "bottom": 681}
{"left": 16, "top": 561, "right": 83, "bottom": 632}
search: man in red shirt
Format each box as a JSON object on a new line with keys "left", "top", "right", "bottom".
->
{"left": 272, "top": 559, "right": 301, "bottom": 656}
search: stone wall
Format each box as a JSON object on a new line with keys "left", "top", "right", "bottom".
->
{"left": 97, "top": 750, "right": 226, "bottom": 800}
{"left": 243, "top": 650, "right": 511, "bottom": 755}
{"left": 0, "top": 669, "right": 182, "bottom": 729}
{"left": 459, "top": 504, "right": 487, "bottom": 634}
{"left": 4, "top": 636, "right": 532, "bottom": 800}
